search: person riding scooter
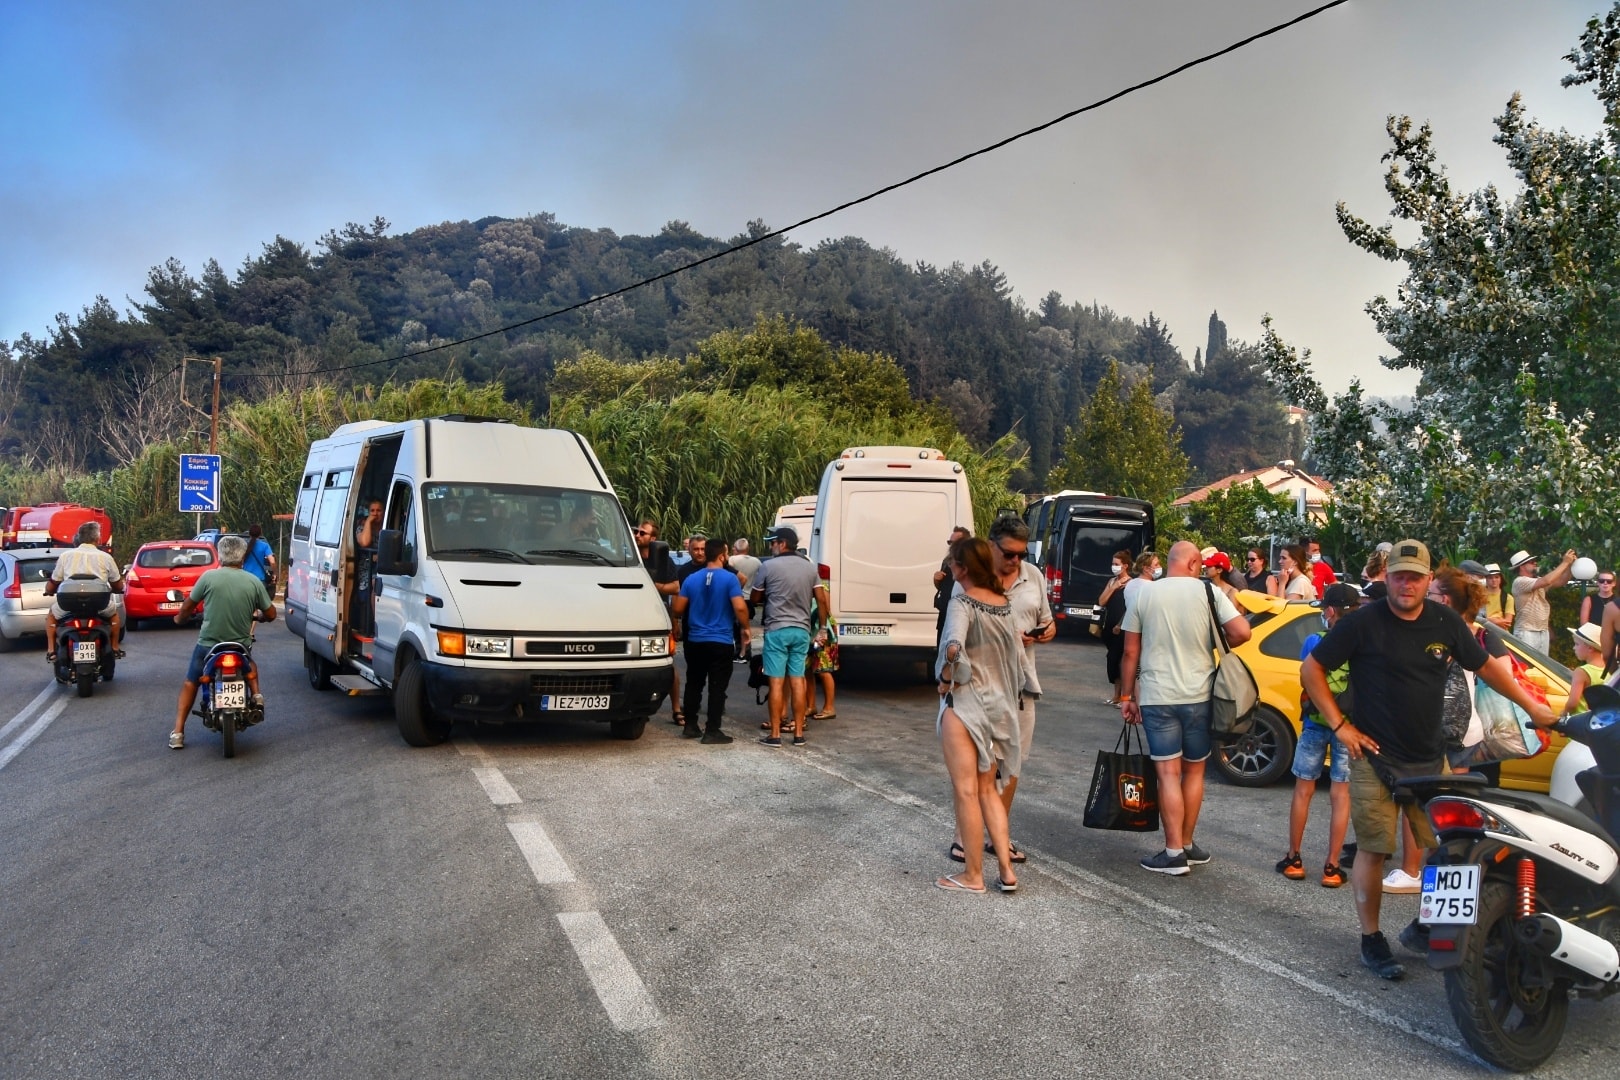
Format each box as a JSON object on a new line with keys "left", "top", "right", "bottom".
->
{"left": 168, "top": 534, "right": 275, "bottom": 750}
{"left": 43, "top": 520, "right": 124, "bottom": 660}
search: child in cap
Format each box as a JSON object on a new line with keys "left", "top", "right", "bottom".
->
{"left": 1276, "top": 582, "right": 1361, "bottom": 888}
{"left": 1564, "top": 622, "right": 1607, "bottom": 716}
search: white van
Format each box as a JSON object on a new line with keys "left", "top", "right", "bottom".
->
{"left": 771, "top": 495, "right": 816, "bottom": 553}
{"left": 285, "top": 415, "right": 672, "bottom": 745}
{"left": 808, "top": 446, "right": 972, "bottom": 662}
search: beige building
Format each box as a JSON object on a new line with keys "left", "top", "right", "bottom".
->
{"left": 1173, "top": 462, "right": 1333, "bottom": 523}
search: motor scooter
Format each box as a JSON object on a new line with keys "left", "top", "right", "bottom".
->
{"left": 52, "top": 575, "right": 116, "bottom": 698}
{"left": 1400, "top": 684, "right": 1620, "bottom": 1071}
{"left": 193, "top": 630, "right": 267, "bottom": 758}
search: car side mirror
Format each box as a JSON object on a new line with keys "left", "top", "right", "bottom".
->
{"left": 376, "top": 529, "right": 415, "bottom": 577}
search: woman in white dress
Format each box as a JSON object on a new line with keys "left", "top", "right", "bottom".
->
{"left": 934, "top": 537, "right": 1025, "bottom": 894}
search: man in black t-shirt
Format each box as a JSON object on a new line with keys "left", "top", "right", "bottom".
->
{"left": 1303, "top": 539, "right": 1554, "bottom": 981}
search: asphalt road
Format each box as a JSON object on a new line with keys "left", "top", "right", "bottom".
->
{"left": 2, "top": 623, "right": 1616, "bottom": 1079}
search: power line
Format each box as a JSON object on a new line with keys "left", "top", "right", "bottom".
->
{"left": 243, "top": 0, "right": 1350, "bottom": 380}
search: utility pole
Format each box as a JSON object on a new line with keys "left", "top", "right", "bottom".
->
{"left": 210, "top": 356, "right": 221, "bottom": 454}
{"left": 180, "top": 356, "right": 224, "bottom": 527}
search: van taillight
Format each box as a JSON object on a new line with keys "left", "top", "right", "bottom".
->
{"left": 3, "top": 576, "right": 19, "bottom": 599}
{"left": 818, "top": 564, "right": 830, "bottom": 582}
{"left": 1045, "top": 563, "right": 1062, "bottom": 605}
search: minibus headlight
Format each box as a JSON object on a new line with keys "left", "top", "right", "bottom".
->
{"left": 464, "top": 635, "right": 512, "bottom": 659}
{"left": 640, "top": 636, "right": 669, "bottom": 657}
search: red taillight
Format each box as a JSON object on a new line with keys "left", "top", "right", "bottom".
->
{"left": 1428, "top": 798, "right": 1487, "bottom": 833}
{"left": 1045, "top": 563, "right": 1062, "bottom": 605}
{"left": 1429, "top": 938, "right": 1456, "bottom": 952}
{"left": 818, "top": 563, "right": 831, "bottom": 582}
{"left": 219, "top": 653, "right": 241, "bottom": 673}
{"left": 2, "top": 576, "right": 18, "bottom": 599}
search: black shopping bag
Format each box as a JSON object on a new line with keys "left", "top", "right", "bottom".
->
{"left": 1083, "top": 724, "right": 1160, "bottom": 832}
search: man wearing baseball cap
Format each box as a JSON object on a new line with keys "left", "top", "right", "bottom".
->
{"left": 749, "top": 526, "right": 828, "bottom": 746}
{"left": 1508, "top": 547, "right": 1577, "bottom": 653}
{"left": 1302, "top": 539, "right": 1556, "bottom": 980}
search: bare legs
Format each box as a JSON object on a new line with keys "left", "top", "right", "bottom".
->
{"left": 1153, "top": 756, "right": 1206, "bottom": 850}
{"left": 939, "top": 708, "right": 1014, "bottom": 889}
{"left": 1351, "top": 852, "right": 1386, "bottom": 935}
{"left": 1286, "top": 778, "right": 1351, "bottom": 871}
{"left": 766, "top": 674, "right": 809, "bottom": 739}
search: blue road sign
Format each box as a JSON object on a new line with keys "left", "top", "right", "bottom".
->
{"left": 179, "top": 454, "right": 222, "bottom": 513}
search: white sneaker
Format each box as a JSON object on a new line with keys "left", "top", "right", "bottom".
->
{"left": 1382, "top": 868, "right": 1421, "bottom": 894}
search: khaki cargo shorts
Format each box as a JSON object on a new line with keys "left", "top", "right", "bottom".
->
{"left": 1347, "top": 756, "right": 1440, "bottom": 856}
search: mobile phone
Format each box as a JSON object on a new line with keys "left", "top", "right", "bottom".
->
{"left": 1029, "top": 623, "right": 1051, "bottom": 636}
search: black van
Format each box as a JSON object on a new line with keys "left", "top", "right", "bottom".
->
{"left": 1041, "top": 494, "right": 1155, "bottom": 632}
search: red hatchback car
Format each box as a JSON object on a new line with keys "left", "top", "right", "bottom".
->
{"left": 124, "top": 541, "right": 219, "bottom": 625}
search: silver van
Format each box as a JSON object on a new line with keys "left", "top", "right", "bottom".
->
{"left": 286, "top": 415, "right": 672, "bottom": 744}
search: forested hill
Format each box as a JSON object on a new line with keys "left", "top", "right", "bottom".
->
{"left": 0, "top": 213, "right": 1294, "bottom": 485}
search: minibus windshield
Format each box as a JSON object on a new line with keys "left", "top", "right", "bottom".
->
{"left": 422, "top": 484, "right": 639, "bottom": 567}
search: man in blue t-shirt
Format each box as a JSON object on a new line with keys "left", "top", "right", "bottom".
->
{"left": 673, "top": 538, "right": 750, "bottom": 744}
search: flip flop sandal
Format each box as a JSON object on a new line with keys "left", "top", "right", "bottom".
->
{"left": 994, "top": 877, "right": 1019, "bottom": 894}
{"left": 935, "top": 874, "right": 985, "bottom": 893}
{"left": 948, "top": 842, "right": 966, "bottom": 863}
{"left": 810, "top": 711, "right": 836, "bottom": 720}
{"left": 986, "top": 841, "right": 1028, "bottom": 863}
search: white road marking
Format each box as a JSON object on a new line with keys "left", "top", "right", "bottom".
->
{"left": 452, "top": 739, "right": 490, "bottom": 760}
{"left": 0, "top": 682, "right": 56, "bottom": 744}
{"left": 556, "top": 911, "right": 663, "bottom": 1032}
{"left": 473, "top": 766, "right": 522, "bottom": 805}
{"left": 0, "top": 698, "right": 69, "bottom": 774}
{"left": 791, "top": 750, "right": 1473, "bottom": 1060}
{"left": 507, "top": 820, "right": 575, "bottom": 883}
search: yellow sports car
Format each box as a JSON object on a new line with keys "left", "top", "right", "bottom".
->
{"left": 1212, "top": 590, "right": 1572, "bottom": 792}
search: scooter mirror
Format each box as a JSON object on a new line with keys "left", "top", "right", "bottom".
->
{"left": 1583, "top": 684, "right": 1620, "bottom": 712}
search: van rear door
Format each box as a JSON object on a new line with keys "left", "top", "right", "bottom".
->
{"left": 837, "top": 480, "right": 956, "bottom": 617}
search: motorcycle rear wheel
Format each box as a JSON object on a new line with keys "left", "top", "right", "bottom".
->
{"left": 221, "top": 709, "right": 236, "bottom": 759}
{"left": 1444, "top": 879, "right": 1569, "bottom": 1072}
{"left": 75, "top": 666, "right": 94, "bottom": 698}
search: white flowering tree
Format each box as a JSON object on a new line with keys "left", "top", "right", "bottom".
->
{"left": 1265, "top": 6, "right": 1620, "bottom": 562}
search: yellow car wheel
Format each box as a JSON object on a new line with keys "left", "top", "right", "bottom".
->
{"left": 1212, "top": 705, "right": 1296, "bottom": 787}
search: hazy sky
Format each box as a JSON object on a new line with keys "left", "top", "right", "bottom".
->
{"left": 1, "top": 0, "right": 1609, "bottom": 396}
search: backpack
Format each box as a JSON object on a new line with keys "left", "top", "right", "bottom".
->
{"left": 746, "top": 651, "right": 769, "bottom": 704}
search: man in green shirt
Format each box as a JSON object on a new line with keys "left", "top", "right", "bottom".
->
{"left": 168, "top": 535, "right": 275, "bottom": 750}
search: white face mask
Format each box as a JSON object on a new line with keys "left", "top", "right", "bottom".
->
{"left": 1151, "top": 567, "right": 1164, "bottom": 580}
{"left": 1111, "top": 563, "right": 1122, "bottom": 574}
{"left": 1309, "top": 552, "right": 1322, "bottom": 563}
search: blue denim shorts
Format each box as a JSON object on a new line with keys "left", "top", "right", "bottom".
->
{"left": 1139, "top": 701, "right": 1212, "bottom": 763}
{"left": 1291, "top": 720, "right": 1350, "bottom": 783}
